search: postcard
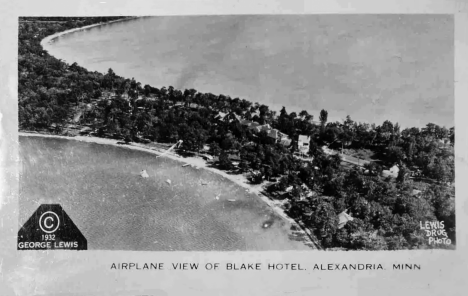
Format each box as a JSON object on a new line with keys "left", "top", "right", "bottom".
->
{"left": 1, "top": 1, "right": 467, "bottom": 295}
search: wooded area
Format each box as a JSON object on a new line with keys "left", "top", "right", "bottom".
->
{"left": 18, "top": 17, "right": 455, "bottom": 250}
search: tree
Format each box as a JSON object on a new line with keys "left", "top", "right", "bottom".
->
{"left": 422, "top": 123, "right": 437, "bottom": 138}
{"left": 104, "top": 68, "right": 116, "bottom": 90}
{"left": 319, "top": 109, "right": 328, "bottom": 127}
{"left": 425, "top": 185, "right": 455, "bottom": 242}
{"left": 387, "top": 146, "right": 406, "bottom": 165}
{"left": 308, "top": 139, "right": 322, "bottom": 157}
{"left": 299, "top": 110, "right": 311, "bottom": 121}
{"left": 339, "top": 130, "right": 354, "bottom": 148}
{"left": 379, "top": 120, "right": 394, "bottom": 144}
{"left": 210, "top": 142, "right": 222, "bottom": 156}
{"left": 406, "top": 136, "right": 416, "bottom": 160}
{"left": 290, "top": 186, "right": 304, "bottom": 201}
{"left": 258, "top": 104, "right": 269, "bottom": 117}
{"left": 309, "top": 202, "right": 338, "bottom": 248}
{"left": 425, "top": 157, "right": 454, "bottom": 183}
{"left": 248, "top": 170, "right": 264, "bottom": 184}
{"left": 396, "top": 165, "right": 410, "bottom": 183}
{"left": 123, "top": 131, "right": 132, "bottom": 143}
{"left": 219, "top": 152, "right": 232, "bottom": 170}
{"left": 449, "top": 127, "right": 454, "bottom": 146}
{"left": 220, "top": 135, "right": 234, "bottom": 150}
{"left": 386, "top": 235, "right": 409, "bottom": 250}
{"left": 348, "top": 229, "right": 388, "bottom": 250}
{"left": 393, "top": 122, "right": 401, "bottom": 136}
{"left": 344, "top": 115, "right": 354, "bottom": 128}
{"left": 323, "top": 127, "right": 339, "bottom": 144}
{"left": 238, "top": 160, "right": 250, "bottom": 172}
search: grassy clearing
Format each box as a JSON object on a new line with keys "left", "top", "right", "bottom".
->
{"left": 342, "top": 148, "right": 377, "bottom": 161}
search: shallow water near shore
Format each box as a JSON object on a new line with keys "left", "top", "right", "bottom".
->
{"left": 19, "top": 136, "right": 309, "bottom": 251}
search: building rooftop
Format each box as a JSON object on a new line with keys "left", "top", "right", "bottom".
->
{"left": 298, "top": 135, "right": 310, "bottom": 143}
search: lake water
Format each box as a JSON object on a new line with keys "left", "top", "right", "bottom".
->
{"left": 19, "top": 136, "right": 309, "bottom": 251}
{"left": 43, "top": 15, "right": 454, "bottom": 128}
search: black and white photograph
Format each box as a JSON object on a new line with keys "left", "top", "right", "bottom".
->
{"left": 17, "top": 14, "right": 456, "bottom": 251}
{"left": 3, "top": 0, "right": 468, "bottom": 295}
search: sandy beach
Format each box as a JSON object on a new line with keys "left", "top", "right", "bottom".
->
{"left": 40, "top": 16, "right": 141, "bottom": 48}
{"left": 32, "top": 17, "right": 319, "bottom": 249}
{"left": 19, "top": 132, "right": 318, "bottom": 249}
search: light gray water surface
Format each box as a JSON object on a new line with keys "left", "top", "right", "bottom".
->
{"left": 43, "top": 15, "right": 454, "bottom": 128}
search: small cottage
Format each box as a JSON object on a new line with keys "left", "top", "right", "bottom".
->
{"left": 298, "top": 135, "right": 311, "bottom": 153}
{"left": 389, "top": 164, "right": 399, "bottom": 175}
{"left": 338, "top": 210, "right": 354, "bottom": 229}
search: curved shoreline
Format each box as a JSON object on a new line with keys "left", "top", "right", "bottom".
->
{"left": 33, "top": 18, "right": 320, "bottom": 249}
{"left": 19, "top": 132, "right": 319, "bottom": 249}
{"left": 40, "top": 16, "right": 142, "bottom": 52}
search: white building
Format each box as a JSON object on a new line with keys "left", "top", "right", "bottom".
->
{"left": 382, "top": 164, "right": 400, "bottom": 178}
{"left": 389, "top": 164, "right": 399, "bottom": 175}
{"left": 338, "top": 210, "right": 354, "bottom": 229}
{"left": 298, "top": 135, "right": 311, "bottom": 154}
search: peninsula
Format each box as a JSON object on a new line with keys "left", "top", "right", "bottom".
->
{"left": 18, "top": 16, "right": 455, "bottom": 250}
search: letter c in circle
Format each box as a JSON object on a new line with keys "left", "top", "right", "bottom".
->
{"left": 44, "top": 217, "right": 54, "bottom": 228}
{"left": 39, "top": 211, "right": 60, "bottom": 234}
